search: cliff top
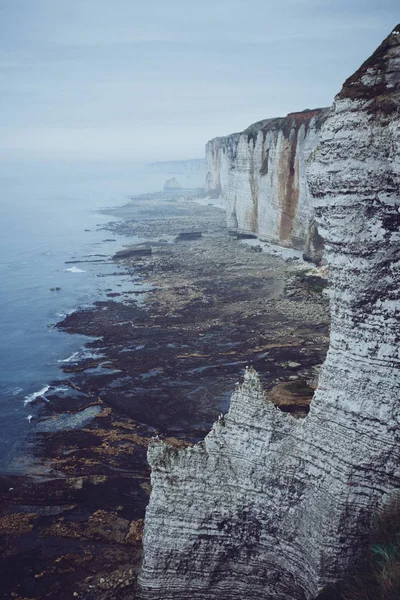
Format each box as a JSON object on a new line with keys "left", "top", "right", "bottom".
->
{"left": 337, "top": 24, "right": 400, "bottom": 111}
{"left": 244, "top": 107, "right": 329, "bottom": 142}
{"left": 206, "top": 107, "right": 329, "bottom": 146}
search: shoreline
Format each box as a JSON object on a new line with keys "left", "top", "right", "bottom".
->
{"left": 0, "top": 191, "right": 330, "bottom": 599}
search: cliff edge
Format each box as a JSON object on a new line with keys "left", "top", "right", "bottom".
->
{"left": 138, "top": 26, "right": 400, "bottom": 599}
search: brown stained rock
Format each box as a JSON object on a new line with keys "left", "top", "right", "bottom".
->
{"left": 163, "top": 437, "right": 194, "bottom": 449}
{"left": 248, "top": 151, "right": 258, "bottom": 233}
{"left": 278, "top": 128, "right": 300, "bottom": 244}
{"left": 268, "top": 380, "right": 314, "bottom": 417}
{"left": 243, "top": 109, "right": 328, "bottom": 248}
{"left": 125, "top": 519, "right": 144, "bottom": 544}
{"left": 0, "top": 512, "right": 37, "bottom": 536}
{"left": 85, "top": 426, "right": 149, "bottom": 458}
{"left": 40, "top": 411, "right": 151, "bottom": 476}
{"left": 97, "top": 406, "right": 112, "bottom": 419}
{"left": 46, "top": 457, "right": 101, "bottom": 472}
{"left": 41, "top": 510, "right": 133, "bottom": 545}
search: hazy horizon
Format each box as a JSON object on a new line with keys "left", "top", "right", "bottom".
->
{"left": 1, "top": 0, "right": 399, "bottom": 163}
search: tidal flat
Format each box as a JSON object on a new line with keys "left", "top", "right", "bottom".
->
{"left": 0, "top": 193, "right": 329, "bottom": 599}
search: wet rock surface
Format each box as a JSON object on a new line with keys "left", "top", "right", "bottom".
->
{"left": 0, "top": 193, "right": 329, "bottom": 599}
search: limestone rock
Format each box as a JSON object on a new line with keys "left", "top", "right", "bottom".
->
{"left": 204, "top": 109, "right": 329, "bottom": 256}
{"left": 139, "top": 27, "right": 400, "bottom": 599}
{"left": 163, "top": 177, "right": 182, "bottom": 191}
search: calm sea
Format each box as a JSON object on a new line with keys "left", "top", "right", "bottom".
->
{"left": 0, "top": 160, "right": 203, "bottom": 471}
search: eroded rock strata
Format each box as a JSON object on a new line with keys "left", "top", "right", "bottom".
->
{"left": 205, "top": 109, "right": 329, "bottom": 258}
{"left": 139, "top": 27, "right": 400, "bottom": 599}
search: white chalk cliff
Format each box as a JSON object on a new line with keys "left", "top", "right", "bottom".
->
{"left": 138, "top": 27, "right": 400, "bottom": 599}
{"left": 205, "top": 109, "right": 329, "bottom": 259}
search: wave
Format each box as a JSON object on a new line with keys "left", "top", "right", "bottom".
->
{"left": 51, "top": 386, "right": 69, "bottom": 394}
{"left": 0, "top": 386, "right": 24, "bottom": 399}
{"left": 56, "top": 308, "right": 77, "bottom": 318}
{"left": 58, "top": 352, "right": 79, "bottom": 363}
{"left": 24, "top": 385, "right": 50, "bottom": 406}
{"left": 57, "top": 350, "right": 104, "bottom": 364}
{"left": 81, "top": 350, "right": 104, "bottom": 360}
{"left": 64, "top": 266, "right": 86, "bottom": 273}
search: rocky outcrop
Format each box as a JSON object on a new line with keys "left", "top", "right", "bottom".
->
{"left": 163, "top": 177, "right": 182, "bottom": 191}
{"left": 146, "top": 159, "right": 205, "bottom": 175}
{"left": 138, "top": 27, "right": 400, "bottom": 599}
{"left": 205, "top": 110, "right": 329, "bottom": 257}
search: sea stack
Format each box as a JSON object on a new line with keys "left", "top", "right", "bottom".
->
{"left": 163, "top": 177, "right": 182, "bottom": 191}
{"left": 138, "top": 26, "right": 400, "bottom": 599}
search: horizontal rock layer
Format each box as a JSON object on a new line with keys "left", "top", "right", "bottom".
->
{"left": 205, "top": 109, "right": 329, "bottom": 257}
{"left": 139, "top": 26, "right": 400, "bottom": 600}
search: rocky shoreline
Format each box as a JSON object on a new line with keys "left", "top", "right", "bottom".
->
{"left": 0, "top": 192, "right": 329, "bottom": 599}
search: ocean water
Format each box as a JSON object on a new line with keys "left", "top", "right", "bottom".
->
{"left": 0, "top": 160, "right": 204, "bottom": 471}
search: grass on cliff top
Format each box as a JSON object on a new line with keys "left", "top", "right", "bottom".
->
{"left": 316, "top": 495, "right": 400, "bottom": 600}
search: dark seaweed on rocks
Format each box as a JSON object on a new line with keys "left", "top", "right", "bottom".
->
{"left": 0, "top": 193, "right": 330, "bottom": 599}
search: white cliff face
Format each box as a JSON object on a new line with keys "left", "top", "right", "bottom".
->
{"left": 205, "top": 133, "right": 241, "bottom": 199}
{"left": 205, "top": 111, "right": 328, "bottom": 256}
{"left": 139, "top": 27, "right": 400, "bottom": 600}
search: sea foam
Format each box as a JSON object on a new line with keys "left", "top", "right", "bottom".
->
{"left": 58, "top": 352, "right": 79, "bottom": 363}
{"left": 64, "top": 266, "right": 86, "bottom": 273}
{"left": 24, "top": 385, "right": 50, "bottom": 406}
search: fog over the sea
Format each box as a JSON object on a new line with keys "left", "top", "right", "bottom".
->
{"left": 1, "top": 0, "right": 398, "bottom": 162}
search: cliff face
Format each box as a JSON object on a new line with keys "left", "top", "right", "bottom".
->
{"left": 139, "top": 27, "right": 400, "bottom": 600}
{"left": 204, "top": 132, "right": 241, "bottom": 198}
{"left": 205, "top": 110, "right": 329, "bottom": 256}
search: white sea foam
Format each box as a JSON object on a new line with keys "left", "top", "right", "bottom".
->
{"left": 58, "top": 350, "right": 103, "bottom": 363}
{"left": 10, "top": 386, "right": 23, "bottom": 396}
{"left": 58, "top": 352, "right": 79, "bottom": 363}
{"left": 64, "top": 266, "right": 86, "bottom": 273}
{"left": 56, "top": 308, "right": 76, "bottom": 318}
{"left": 81, "top": 351, "right": 104, "bottom": 360}
{"left": 24, "top": 385, "right": 50, "bottom": 406}
{"left": 26, "top": 415, "right": 33, "bottom": 423}
{"left": 0, "top": 386, "right": 24, "bottom": 399}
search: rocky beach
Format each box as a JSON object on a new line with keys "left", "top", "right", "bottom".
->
{"left": 0, "top": 191, "right": 329, "bottom": 599}
{"left": 2, "top": 4, "right": 399, "bottom": 599}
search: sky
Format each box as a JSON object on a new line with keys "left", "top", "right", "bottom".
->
{"left": 0, "top": 0, "right": 398, "bottom": 162}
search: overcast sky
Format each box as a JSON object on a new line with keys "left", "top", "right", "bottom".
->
{"left": 0, "top": 0, "right": 398, "bottom": 162}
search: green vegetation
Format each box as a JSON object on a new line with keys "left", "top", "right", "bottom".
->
{"left": 316, "top": 495, "right": 400, "bottom": 600}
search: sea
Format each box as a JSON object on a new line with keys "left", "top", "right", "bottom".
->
{"left": 0, "top": 160, "right": 204, "bottom": 471}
